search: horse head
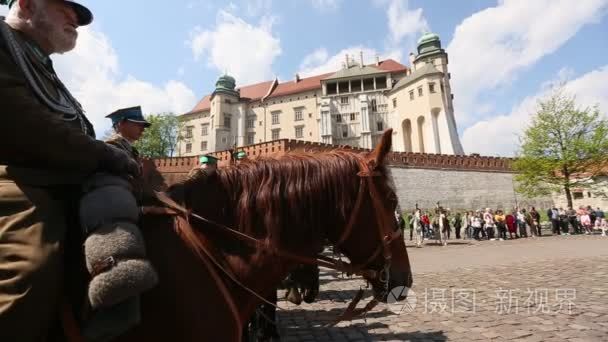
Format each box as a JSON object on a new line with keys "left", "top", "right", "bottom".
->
{"left": 324, "top": 129, "right": 412, "bottom": 302}
{"left": 170, "top": 129, "right": 411, "bottom": 311}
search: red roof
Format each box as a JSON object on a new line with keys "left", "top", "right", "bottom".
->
{"left": 187, "top": 95, "right": 211, "bottom": 115}
{"left": 238, "top": 80, "right": 276, "bottom": 101}
{"left": 267, "top": 72, "right": 332, "bottom": 99}
{"left": 185, "top": 59, "right": 408, "bottom": 114}
{"left": 376, "top": 59, "right": 408, "bottom": 73}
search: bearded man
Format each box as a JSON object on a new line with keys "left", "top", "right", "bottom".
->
{"left": 0, "top": 1, "right": 139, "bottom": 340}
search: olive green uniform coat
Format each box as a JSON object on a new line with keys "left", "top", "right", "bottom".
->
{"left": 0, "top": 20, "right": 122, "bottom": 341}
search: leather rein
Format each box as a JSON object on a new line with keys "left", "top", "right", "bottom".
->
{"left": 144, "top": 158, "right": 402, "bottom": 328}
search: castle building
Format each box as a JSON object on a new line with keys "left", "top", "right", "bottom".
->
{"left": 177, "top": 32, "right": 464, "bottom": 156}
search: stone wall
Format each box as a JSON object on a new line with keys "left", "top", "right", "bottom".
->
{"left": 389, "top": 167, "right": 552, "bottom": 212}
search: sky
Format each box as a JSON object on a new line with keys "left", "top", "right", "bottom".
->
{"left": 2, "top": 0, "right": 607, "bottom": 156}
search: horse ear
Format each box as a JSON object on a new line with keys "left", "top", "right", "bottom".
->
{"left": 370, "top": 129, "right": 393, "bottom": 165}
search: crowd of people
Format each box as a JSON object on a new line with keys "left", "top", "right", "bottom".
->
{"left": 396, "top": 205, "right": 607, "bottom": 245}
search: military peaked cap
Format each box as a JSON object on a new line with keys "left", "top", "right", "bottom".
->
{"left": 0, "top": 0, "right": 93, "bottom": 26}
{"left": 106, "top": 106, "right": 151, "bottom": 127}
{"left": 199, "top": 154, "right": 219, "bottom": 165}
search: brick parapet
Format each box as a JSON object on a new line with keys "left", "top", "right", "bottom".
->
{"left": 151, "top": 139, "right": 514, "bottom": 174}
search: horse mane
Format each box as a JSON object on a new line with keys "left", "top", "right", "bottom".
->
{"left": 174, "top": 150, "right": 384, "bottom": 251}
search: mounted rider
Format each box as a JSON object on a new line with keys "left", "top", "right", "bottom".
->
{"left": 0, "top": 1, "right": 147, "bottom": 340}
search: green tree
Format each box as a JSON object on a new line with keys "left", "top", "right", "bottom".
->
{"left": 133, "top": 113, "right": 182, "bottom": 158}
{"left": 513, "top": 87, "right": 608, "bottom": 208}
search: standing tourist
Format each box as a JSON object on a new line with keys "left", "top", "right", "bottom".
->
{"left": 517, "top": 209, "right": 528, "bottom": 238}
{"left": 453, "top": 212, "right": 463, "bottom": 240}
{"left": 483, "top": 208, "right": 495, "bottom": 240}
{"left": 548, "top": 207, "right": 561, "bottom": 235}
{"left": 494, "top": 210, "right": 507, "bottom": 240}
{"left": 506, "top": 210, "right": 518, "bottom": 239}
{"left": 529, "top": 207, "right": 541, "bottom": 236}
{"left": 566, "top": 206, "right": 579, "bottom": 234}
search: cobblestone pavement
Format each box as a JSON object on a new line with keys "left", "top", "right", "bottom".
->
{"left": 277, "top": 235, "right": 608, "bottom": 341}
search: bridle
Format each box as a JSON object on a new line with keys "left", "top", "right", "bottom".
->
{"left": 145, "top": 156, "right": 404, "bottom": 329}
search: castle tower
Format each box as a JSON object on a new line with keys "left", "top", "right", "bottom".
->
{"left": 210, "top": 74, "right": 246, "bottom": 151}
{"left": 388, "top": 33, "right": 464, "bottom": 155}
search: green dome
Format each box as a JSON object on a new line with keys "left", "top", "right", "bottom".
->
{"left": 416, "top": 32, "right": 442, "bottom": 56}
{"left": 417, "top": 32, "right": 440, "bottom": 45}
{"left": 215, "top": 74, "right": 236, "bottom": 91}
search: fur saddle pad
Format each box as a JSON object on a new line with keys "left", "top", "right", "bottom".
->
{"left": 79, "top": 173, "right": 158, "bottom": 309}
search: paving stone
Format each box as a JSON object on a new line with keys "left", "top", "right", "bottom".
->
{"left": 569, "top": 324, "right": 590, "bottom": 330}
{"left": 481, "top": 331, "right": 501, "bottom": 339}
{"left": 276, "top": 236, "right": 608, "bottom": 341}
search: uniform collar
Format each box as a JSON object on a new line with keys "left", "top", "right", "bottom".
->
{"left": 17, "top": 29, "right": 53, "bottom": 69}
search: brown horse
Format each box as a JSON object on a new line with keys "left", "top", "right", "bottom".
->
{"left": 116, "top": 129, "right": 412, "bottom": 342}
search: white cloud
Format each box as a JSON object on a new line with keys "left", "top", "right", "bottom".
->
{"left": 310, "top": 0, "right": 342, "bottom": 12}
{"left": 386, "top": 0, "right": 429, "bottom": 45}
{"left": 246, "top": 0, "right": 272, "bottom": 16}
{"left": 461, "top": 65, "right": 608, "bottom": 157}
{"left": 448, "top": 0, "right": 608, "bottom": 125}
{"left": 188, "top": 10, "right": 281, "bottom": 86}
{"left": 53, "top": 27, "right": 197, "bottom": 134}
{"left": 299, "top": 46, "right": 402, "bottom": 77}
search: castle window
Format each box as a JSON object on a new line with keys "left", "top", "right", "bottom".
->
{"left": 223, "top": 114, "right": 231, "bottom": 128}
{"left": 351, "top": 80, "right": 361, "bottom": 92}
{"left": 340, "top": 96, "right": 349, "bottom": 105}
{"left": 392, "top": 98, "right": 397, "bottom": 108}
{"left": 224, "top": 99, "right": 231, "bottom": 104}
{"left": 573, "top": 192, "right": 584, "bottom": 200}
{"left": 271, "top": 111, "right": 280, "bottom": 125}
{"left": 409, "top": 90, "right": 414, "bottom": 100}
{"left": 326, "top": 83, "right": 337, "bottom": 95}
{"left": 336, "top": 115, "right": 342, "bottom": 123}
{"left": 271, "top": 129, "right": 280, "bottom": 140}
{"left": 418, "top": 87, "right": 423, "bottom": 97}
{"left": 201, "top": 124, "right": 209, "bottom": 136}
{"left": 185, "top": 126, "right": 193, "bottom": 138}
{"left": 350, "top": 113, "right": 356, "bottom": 121}
{"left": 375, "top": 76, "right": 387, "bottom": 89}
{"left": 294, "top": 108, "right": 303, "bottom": 121}
{"left": 200, "top": 141, "right": 208, "bottom": 151}
{"left": 185, "top": 143, "right": 192, "bottom": 153}
{"left": 338, "top": 81, "right": 349, "bottom": 94}
{"left": 221, "top": 137, "right": 228, "bottom": 144}
{"left": 363, "top": 78, "right": 374, "bottom": 91}
{"left": 377, "top": 121, "right": 384, "bottom": 132}
{"left": 246, "top": 117, "right": 255, "bottom": 129}
{"left": 341, "top": 126, "right": 348, "bottom": 138}
{"left": 371, "top": 99, "right": 377, "bottom": 112}
{"left": 429, "top": 83, "right": 436, "bottom": 93}
{"left": 247, "top": 134, "right": 255, "bottom": 145}
{"left": 295, "top": 126, "right": 304, "bottom": 138}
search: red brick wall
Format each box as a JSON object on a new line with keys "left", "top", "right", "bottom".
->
{"left": 151, "top": 139, "right": 513, "bottom": 175}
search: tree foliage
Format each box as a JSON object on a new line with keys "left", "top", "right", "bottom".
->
{"left": 133, "top": 113, "right": 182, "bottom": 158}
{"left": 513, "top": 87, "right": 608, "bottom": 207}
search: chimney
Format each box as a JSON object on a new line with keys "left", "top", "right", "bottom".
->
{"left": 359, "top": 51, "right": 364, "bottom": 68}
{"left": 294, "top": 73, "right": 300, "bottom": 83}
{"left": 375, "top": 55, "right": 380, "bottom": 66}
{"left": 409, "top": 52, "right": 416, "bottom": 72}
{"left": 344, "top": 54, "right": 349, "bottom": 68}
